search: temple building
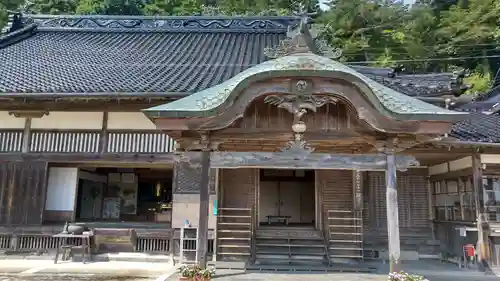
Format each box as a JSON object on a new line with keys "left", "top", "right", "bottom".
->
{"left": 2, "top": 12, "right": 500, "bottom": 270}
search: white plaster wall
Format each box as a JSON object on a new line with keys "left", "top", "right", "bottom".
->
{"left": 0, "top": 111, "right": 26, "bottom": 129}
{"left": 429, "top": 163, "right": 448, "bottom": 175}
{"left": 172, "top": 194, "right": 217, "bottom": 229}
{"left": 31, "top": 112, "right": 103, "bottom": 129}
{"left": 482, "top": 154, "right": 500, "bottom": 164}
{"left": 448, "top": 156, "right": 472, "bottom": 171}
{"left": 45, "top": 167, "right": 78, "bottom": 211}
{"left": 107, "top": 112, "right": 156, "bottom": 130}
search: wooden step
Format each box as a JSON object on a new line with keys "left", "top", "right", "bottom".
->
{"left": 218, "top": 222, "right": 251, "bottom": 226}
{"left": 329, "top": 225, "right": 362, "bottom": 228}
{"left": 329, "top": 247, "right": 363, "bottom": 250}
{"left": 328, "top": 217, "right": 362, "bottom": 220}
{"left": 257, "top": 243, "right": 324, "bottom": 248}
{"left": 218, "top": 237, "right": 251, "bottom": 240}
{"left": 330, "top": 232, "right": 362, "bottom": 235}
{"left": 330, "top": 254, "right": 363, "bottom": 258}
{"left": 218, "top": 252, "right": 251, "bottom": 256}
{"left": 257, "top": 250, "right": 324, "bottom": 256}
{"left": 218, "top": 230, "right": 251, "bottom": 233}
{"left": 256, "top": 255, "right": 324, "bottom": 261}
{"left": 218, "top": 215, "right": 251, "bottom": 218}
{"left": 219, "top": 244, "right": 250, "bottom": 248}
{"left": 330, "top": 239, "right": 363, "bottom": 243}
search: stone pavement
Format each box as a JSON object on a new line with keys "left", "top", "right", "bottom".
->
{"left": 0, "top": 260, "right": 175, "bottom": 280}
{"left": 164, "top": 260, "right": 500, "bottom": 281}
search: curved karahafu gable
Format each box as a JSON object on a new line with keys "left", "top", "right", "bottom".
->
{"left": 143, "top": 52, "right": 466, "bottom": 122}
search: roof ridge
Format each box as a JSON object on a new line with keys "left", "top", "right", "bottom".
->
{"left": 26, "top": 14, "right": 301, "bottom": 33}
{"left": 493, "top": 68, "right": 500, "bottom": 88}
{"left": 0, "top": 23, "right": 37, "bottom": 49}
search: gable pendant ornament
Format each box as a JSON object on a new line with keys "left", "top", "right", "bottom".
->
{"left": 264, "top": 80, "right": 337, "bottom": 156}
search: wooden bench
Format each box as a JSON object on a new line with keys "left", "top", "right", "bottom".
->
{"left": 53, "top": 232, "right": 93, "bottom": 264}
{"left": 267, "top": 215, "right": 291, "bottom": 225}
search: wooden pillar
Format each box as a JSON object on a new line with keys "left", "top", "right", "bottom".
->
{"left": 386, "top": 152, "right": 401, "bottom": 272}
{"left": 21, "top": 117, "right": 31, "bottom": 153}
{"left": 196, "top": 150, "right": 211, "bottom": 269}
{"left": 99, "top": 112, "right": 109, "bottom": 153}
{"left": 472, "top": 153, "right": 491, "bottom": 272}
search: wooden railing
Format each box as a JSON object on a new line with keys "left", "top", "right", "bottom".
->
{"left": 107, "top": 131, "right": 176, "bottom": 153}
{"left": 0, "top": 129, "right": 177, "bottom": 154}
{"left": 0, "top": 130, "right": 23, "bottom": 152}
{"left": 30, "top": 130, "right": 100, "bottom": 153}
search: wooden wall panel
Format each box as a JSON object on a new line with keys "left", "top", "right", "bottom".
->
{"left": 220, "top": 168, "right": 257, "bottom": 210}
{"left": 316, "top": 170, "right": 353, "bottom": 227}
{"left": 366, "top": 170, "right": 430, "bottom": 229}
{"left": 0, "top": 162, "right": 48, "bottom": 225}
{"left": 364, "top": 169, "right": 433, "bottom": 251}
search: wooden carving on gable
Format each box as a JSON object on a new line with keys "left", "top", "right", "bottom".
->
{"left": 263, "top": 79, "right": 339, "bottom": 156}
{"left": 264, "top": 80, "right": 338, "bottom": 122}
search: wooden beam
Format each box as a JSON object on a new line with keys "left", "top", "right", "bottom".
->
{"left": 429, "top": 168, "right": 472, "bottom": 182}
{"left": 386, "top": 152, "right": 401, "bottom": 273}
{"left": 472, "top": 153, "right": 491, "bottom": 272}
{"left": 196, "top": 150, "right": 210, "bottom": 269}
{"left": 0, "top": 153, "right": 176, "bottom": 164}
{"left": 206, "top": 152, "right": 419, "bottom": 170}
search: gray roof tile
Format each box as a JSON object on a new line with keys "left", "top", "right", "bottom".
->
{"left": 0, "top": 14, "right": 465, "bottom": 98}
{"left": 450, "top": 112, "right": 500, "bottom": 142}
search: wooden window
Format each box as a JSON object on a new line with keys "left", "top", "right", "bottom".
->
{"left": 483, "top": 177, "right": 500, "bottom": 222}
{"left": 432, "top": 178, "right": 475, "bottom": 222}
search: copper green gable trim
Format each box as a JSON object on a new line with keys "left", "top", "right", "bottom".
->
{"left": 143, "top": 53, "right": 466, "bottom": 121}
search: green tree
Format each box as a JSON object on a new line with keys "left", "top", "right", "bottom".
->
{"left": 0, "top": 0, "right": 25, "bottom": 32}
{"left": 317, "top": 0, "right": 407, "bottom": 63}
{"left": 27, "top": 0, "right": 78, "bottom": 14}
{"left": 76, "top": 0, "right": 144, "bottom": 15}
{"left": 438, "top": 0, "right": 500, "bottom": 74}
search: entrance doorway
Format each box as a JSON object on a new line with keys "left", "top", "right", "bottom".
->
{"left": 258, "top": 169, "right": 315, "bottom": 226}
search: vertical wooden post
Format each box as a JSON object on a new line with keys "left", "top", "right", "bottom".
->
{"left": 99, "top": 112, "right": 109, "bottom": 153}
{"left": 197, "top": 150, "right": 211, "bottom": 269}
{"left": 21, "top": 117, "right": 31, "bottom": 153}
{"left": 386, "top": 152, "right": 401, "bottom": 273}
{"left": 472, "top": 152, "right": 491, "bottom": 272}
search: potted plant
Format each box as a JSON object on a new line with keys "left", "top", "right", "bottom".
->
{"left": 178, "top": 264, "right": 198, "bottom": 281}
{"left": 389, "top": 271, "right": 429, "bottom": 281}
{"left": 197, "top": 267, "right": 215, "bottom": 281}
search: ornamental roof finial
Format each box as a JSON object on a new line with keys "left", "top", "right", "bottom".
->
{"left": 264, "top": 4, "right": 342, "bottom": 59}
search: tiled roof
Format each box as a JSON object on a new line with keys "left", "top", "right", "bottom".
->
{"left": 460, "top": 69, "right": 500, "bottom": 112}
{"left": 145, "top": 52, "right": 466, "bottom": 121}
{"left": 0, "top": 14, "right": 466, "bottom": 98}
{"left": 450, "top": 112, "right": 500, "bottom": 142}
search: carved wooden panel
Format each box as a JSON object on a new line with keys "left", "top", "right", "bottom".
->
{"left": 230, "top": 97, "right": 353, "bottom": 131}
{"left": 173, "top": 161, "right": 216, "bottom": 194}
